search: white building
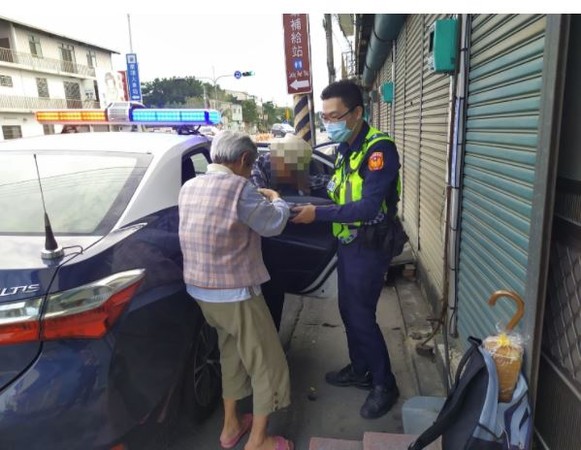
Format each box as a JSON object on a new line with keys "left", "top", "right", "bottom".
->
{"left": 0, "top": 16, "right": 119, "bottom": 141}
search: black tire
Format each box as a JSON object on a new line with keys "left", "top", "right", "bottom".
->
{"left": 182, "top": 314, "right": 222, "bottom": 423}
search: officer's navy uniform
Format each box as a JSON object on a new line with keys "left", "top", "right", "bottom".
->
{"left": 315, "top": 121, "right": 400, "bottom": 394}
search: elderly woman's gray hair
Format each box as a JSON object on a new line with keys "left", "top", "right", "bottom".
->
{"left": 210, "top": 130, "right": 258, "bottom": 165}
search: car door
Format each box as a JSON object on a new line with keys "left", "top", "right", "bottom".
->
{"left": 261, "top": 142, "right": 339, "bottom": 298}
{"left": 184, "top": 141, "right": 339, "bottom": 299}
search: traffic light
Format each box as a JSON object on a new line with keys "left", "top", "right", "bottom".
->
{"left": 241, "top": 71, "right": 254, "bottom": 77}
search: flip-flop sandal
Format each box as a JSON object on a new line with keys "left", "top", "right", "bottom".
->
{"left": 273, "top": 436, "right": 294, "bottom": 450}
{"left": 220, "top": 413, "right": 253, "bottom": 449}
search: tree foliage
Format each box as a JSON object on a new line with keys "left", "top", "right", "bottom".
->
{"left": 241, "top": 99, "right": 258, "bottom": 125}
{"left": 141, "top": 77, "right": 209, "bottom": 107}
{"left": 140, "top": 76, "right": 289, "bottom": 130}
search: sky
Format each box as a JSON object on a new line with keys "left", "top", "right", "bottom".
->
{"left": 2, "top": 3, "right": 359, "bottom": 110}
{"left": 2, "top": 1, "right": 572, "bottom": 111}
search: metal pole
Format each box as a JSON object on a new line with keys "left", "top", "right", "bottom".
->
{"left": 212, "top": 66, "right": 217, "bottom": 103}
{"left": 127, "top": 14, "right": 134, "bottom": 53}
{"left": 203, "top": 84, "right": 209, "bottom": 108}
{"left": 308, "top": 93, "right": 316, "bottom": 146}
{"left": 324, "top": 14, "right": 335, "bottom": 84}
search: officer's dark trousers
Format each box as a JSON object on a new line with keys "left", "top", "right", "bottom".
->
{"left": 337, "top": 239, "right": 396, "bottom": 388}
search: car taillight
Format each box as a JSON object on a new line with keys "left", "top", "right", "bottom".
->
{"left": 0, "top": 298, "right": 42, "bottom": 344}
{"left": 0, "top": 269, "right": 144, "bottom": 345}
{"left": 41, "top": 269, "right": 145, "bottom": 340}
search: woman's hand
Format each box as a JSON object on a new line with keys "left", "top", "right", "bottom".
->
{"left": 257, "top": 188, "right": 280, "bottom": 202}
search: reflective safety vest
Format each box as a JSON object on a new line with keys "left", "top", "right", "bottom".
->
{"left": 327, "top": 126, "right": 400, "bottom": 243}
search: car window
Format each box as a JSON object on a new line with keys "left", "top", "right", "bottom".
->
{"left": 0, "top": 152, "right": 149, "bottom": 235}
{"left": 190, "top": 152, "right": 210, "bottom": 175}
{"left": 315, "top": 142, "right": 339, "bottom": 158}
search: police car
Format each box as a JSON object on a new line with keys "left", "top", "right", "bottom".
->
{"left": 0, "top": 105, "right": 338, "bottom": 449}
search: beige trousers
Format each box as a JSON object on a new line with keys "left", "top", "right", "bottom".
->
{"left": 196, "top": 293, "right": 291, "bottom": 416}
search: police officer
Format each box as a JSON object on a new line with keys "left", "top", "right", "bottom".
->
{"left": 291, "top": 79, "right": 401, "bottom": 419}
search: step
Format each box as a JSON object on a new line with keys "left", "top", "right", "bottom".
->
{"left": 363, "top": 432, "right": 441, "bottom": 450}
{"left": 401, "top": 396, "right": 446, "bottom": 435}
{"left": 309, "top": 433, "right": 441, "bottom": 450}
{"left": 309, "top": 437, "right": 363, "bottom": 450}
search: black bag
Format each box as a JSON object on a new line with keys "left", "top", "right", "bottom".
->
{"left": 384, "top": 215, "right": 407, "bottom": 259}
{"left": 360, "top": 216, "right": 408, "bottom": 259}
{"left": 409, "top": 337, "right": 532, "bottom": 450}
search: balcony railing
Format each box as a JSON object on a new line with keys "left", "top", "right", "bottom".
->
{"left": 0, "top": 47, "right": 96, "bottom": 78}
{"left": 0, "top": 95, "right": 100, "bottom": 111}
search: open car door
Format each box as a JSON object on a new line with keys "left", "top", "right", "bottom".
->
{"left": 261, "top": 142, "right": 339, "bottom": 298}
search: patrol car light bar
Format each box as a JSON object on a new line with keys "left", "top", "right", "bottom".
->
{"left": 131, "top": 108, "right": 222, "bottom": 125}
{"left": 36, "top": 109, "right": 107, "bottom": 123}
{"left": 35, "top": 106, "right": 221, "bottom": 126}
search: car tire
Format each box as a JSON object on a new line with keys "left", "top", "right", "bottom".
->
{"left": 182, "top": 313, "right": 222, "bottom": 423}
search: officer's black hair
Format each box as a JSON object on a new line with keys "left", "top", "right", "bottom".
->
{"left": 321, "top": 79, "right": 363, "bottom": 110}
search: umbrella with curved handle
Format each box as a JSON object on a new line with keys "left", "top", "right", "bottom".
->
{"left": 487, "top": 290, "right": 525, "bottom": 332}
{"left": 484, "top": 290, "right": 526, "bottom": 402}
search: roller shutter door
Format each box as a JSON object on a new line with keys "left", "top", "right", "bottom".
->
{"left": 379, "top": 53, "right": 392, "bottom": 135}
{"left": 417, "top": 14, "right": 451, "bottom": 298}
{"left": 457, "top": 14, "right": 547, "bottom": 341}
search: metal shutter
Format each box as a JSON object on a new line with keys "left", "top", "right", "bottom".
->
{"left": 418, "top": 14, "right": 452, "bottom": 298}
{"left": 402, "top": 15, "right": 423, "bottom": 251}
{"left": 379, "top": 52, "right": 392, "bottom": 134}
{"left": 457, "top": 14, "right": 547, "bottom": 340}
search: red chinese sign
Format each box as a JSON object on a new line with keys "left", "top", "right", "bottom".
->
{"left": 283, "top": 14, "right": 313, "bottom": 95}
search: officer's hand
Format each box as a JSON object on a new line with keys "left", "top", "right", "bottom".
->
{"left": 291, "top": 204, "right": 316, "bottom": 224}
{"left": 257, "top": 188, "right": 280, "bottom": 202}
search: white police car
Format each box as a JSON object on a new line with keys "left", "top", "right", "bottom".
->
{"left": 0, "top": 105, "right": 338, "bottom": 449}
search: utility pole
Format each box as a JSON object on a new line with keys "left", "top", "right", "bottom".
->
{"left": 127, "top": 14, "right": 134, "bottom": 53}
{"left": 324, "top": 14, "right": 336, "bottom": 84}
{"left": 203, "top": 84, "right": 209, "bottom": 108}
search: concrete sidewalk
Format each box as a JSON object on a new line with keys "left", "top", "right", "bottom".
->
{"left": 269, "top": 275, "right": 447, "bottom": 450}
{"left": 166, "top": 274, "right": 446, "bottom": 450}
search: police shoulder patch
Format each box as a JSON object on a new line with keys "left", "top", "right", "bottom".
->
{"left": 368, "top": 151, "right": 384, "bottom": 171}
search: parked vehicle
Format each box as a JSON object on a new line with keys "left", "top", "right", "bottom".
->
{"left": 198, "top": 125, "right": 220, "bottom": 136}
{"left": 0, "top": 106, "right": 337, "bottom": 450}
{"left": 271, "top": 123, "right": 295, "bottom": 137}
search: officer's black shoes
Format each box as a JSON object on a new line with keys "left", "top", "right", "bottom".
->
{"left": 360, "top": 384, "right": 400, "bottom": 419}
{"left": 325, "top": 364, "right": 372, "bottom": 389}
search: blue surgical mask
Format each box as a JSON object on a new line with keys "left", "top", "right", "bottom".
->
{"left": 325, "top": 120, "right": 353, "bottom": 142}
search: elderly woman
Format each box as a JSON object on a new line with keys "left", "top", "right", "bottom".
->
{"left": 178, "top": 131, "right": 294, "bottom": 450}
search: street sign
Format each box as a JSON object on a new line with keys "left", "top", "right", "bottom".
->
{"left": 234, "top": 70, "right": 242, "bottom": 79}
{"left": 283, "top": 14, "right": 313, "bottom": 95}
{"left": 125, "top": 53, "right": 143, "bottom": 102}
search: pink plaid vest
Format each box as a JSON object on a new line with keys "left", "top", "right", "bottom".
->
{"left": 178, "top": 172, "right": 270, "bottom": 289}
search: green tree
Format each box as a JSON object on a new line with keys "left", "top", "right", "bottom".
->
{"left": 241, "top": 99, "right": 258, "bottom": 126}
{"left": 142, "top": 76, "right": 205, "bottom": 107}
{"left": 262, "top": 101, "right": 277, "bottom": 127}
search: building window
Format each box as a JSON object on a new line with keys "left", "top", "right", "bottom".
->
{"left": 36, "top": 78, "right": 49, "bottom": 98}
{"left": 0, "top": 74, "right": 13, "bottom": 87}
{"left": 86, "top": 50, "right": 97, "bottom": 68}
{"left": 2, "top": 125, "right": 22, "bottom": 140}
{"left": 59, "top": 44, "right": 76, "bottom": 73}
{"left": 29, "top": 35, "right": 43, "bottom": 57}
{"left": 64, "top": 81, "right": 82, "bottom": 108}
{"left": 43, "top": 124, "right": 55, "bottom": 135}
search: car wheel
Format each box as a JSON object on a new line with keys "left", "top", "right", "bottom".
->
{"left": 182, "top": 314, "right": 221, "bottom": 423}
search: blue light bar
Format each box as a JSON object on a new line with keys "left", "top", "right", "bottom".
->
{"left": 131, "top": 108, "right": 221, "bottom": 125}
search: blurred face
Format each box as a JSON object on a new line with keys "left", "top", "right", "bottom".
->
{"left": 271, "top": 155, "right": 293, "bottom": 182}
{"left": 270, "top": 143, "right": 311, "bottom": 184}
